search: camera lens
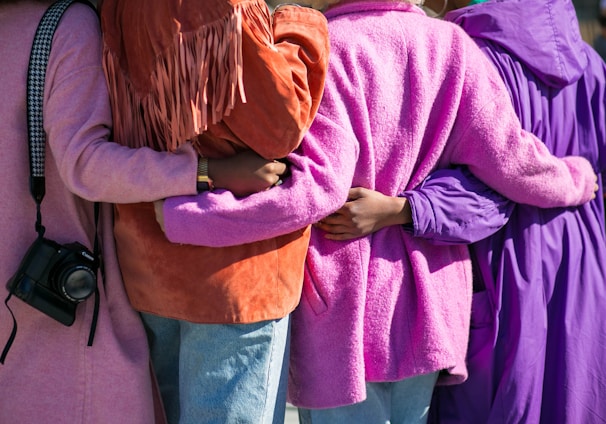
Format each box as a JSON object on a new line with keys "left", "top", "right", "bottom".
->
{"left": 57, "top": 266, "right": 96, "bottom": 302}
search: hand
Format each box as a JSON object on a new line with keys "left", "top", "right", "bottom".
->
{"left": 209, "top": 150, "right": 288, "bottom": 197}
{"left": 154, "top": 200, "right": 166, "bottom": 233}
{"left": 271, "top": 0, "right": 339, "bottom": 11}
{"left": 315, "top": 187, "right": 412, "bottom": 240}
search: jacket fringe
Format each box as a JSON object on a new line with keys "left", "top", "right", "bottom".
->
{"left": 102, "top": 1, "right": 273, "bottom": 151}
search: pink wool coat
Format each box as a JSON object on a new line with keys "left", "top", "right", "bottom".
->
{"left": 159, "top": 1, "right": 596, "bottom": 409}
{"left": 0, "top": 2, "right": 199, "bottom": 422}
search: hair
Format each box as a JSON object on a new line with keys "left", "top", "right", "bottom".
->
{"left": 301, "top": 0, "right": 422, "bottom": 12}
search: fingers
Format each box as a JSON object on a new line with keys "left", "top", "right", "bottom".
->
{"left": 323, "top": 232, "right": 359, "bottom": 241}
{"left": 270, "top": 160, "right": 288, "bottom": 175}
{"left": 315, "top": 222, "right": 356, "bottom": 238}
{"left": 348, "top": 186, "right": 368, "bottom": 200}
{"left": 317, "top": 209, "right": 349, "bottom": 225}
{"left": 268, "top": 161, "right": 286, "bottom": 187}
{"left": 153, "top": 200, "right": 166, "bottom": 233}
{"left": 314, "top": 219, "right": 348, "bottom": 234}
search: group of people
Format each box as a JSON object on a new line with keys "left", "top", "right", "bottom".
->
{"left": 1, "top": 1, "right": 604, "bottom": 424}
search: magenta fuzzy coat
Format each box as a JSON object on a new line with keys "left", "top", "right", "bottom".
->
{"left": 160, "top": 1, "right": 596, "bottom": 409}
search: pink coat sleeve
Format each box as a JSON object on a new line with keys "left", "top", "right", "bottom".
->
{"left": 45, "top": 6, "right": 198, "bottom": 204}
{"left": 442, "top": 34, "right": 596, "bottom": 207}
{"left": 162, "top": 111, "right": 357, "bottom": 247}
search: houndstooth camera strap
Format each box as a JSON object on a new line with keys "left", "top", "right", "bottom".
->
{"left": 2, "top": 0, "right": 92, "bottom": 365}
{"left": 27, "top": 0, "right": 76, "bottom": 204}
{"left": 1, "top": 0, "right": 102, "bottom": 365}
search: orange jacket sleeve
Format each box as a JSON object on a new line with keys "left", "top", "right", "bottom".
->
{"left": 206, "top": 3, "right": 330, "bottom": 159}
{"left": 101, "top": 0, "right": 329, "bottom": 158}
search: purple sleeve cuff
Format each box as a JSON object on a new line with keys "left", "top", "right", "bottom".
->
{"left": 403, "top": 167, "right": 513, "bottom": 245}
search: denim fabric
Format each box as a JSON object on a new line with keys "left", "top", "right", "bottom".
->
{"left": 141, "top": 313, "right": 290, "bottom": 424}
{"left": 298, "top": 372, "right": 438, "bottom": 424}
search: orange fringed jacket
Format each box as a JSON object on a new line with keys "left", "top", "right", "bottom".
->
{"left": 99, "top": 0, "right": 329, "bottom": 323}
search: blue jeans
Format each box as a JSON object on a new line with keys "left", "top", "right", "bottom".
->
{"left": 141, "top": 313, "right": 290, "bottom": 424}
{"left": 298, "top": 372, "right": 439, "bottom": 424}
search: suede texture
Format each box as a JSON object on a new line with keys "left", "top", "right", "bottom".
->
{"left": 114, "top": 202, "right": 310, "bottom": 323}
{"left": 100, "top": 0, "right": 329, "bottom": 324}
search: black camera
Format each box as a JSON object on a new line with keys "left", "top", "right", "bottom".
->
{"left": 6, "top": 237, "right": 98, "bottom": 326}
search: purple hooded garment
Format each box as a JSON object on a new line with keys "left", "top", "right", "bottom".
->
{"left": 406, "top": 1, "right": 606, "bottom": 423}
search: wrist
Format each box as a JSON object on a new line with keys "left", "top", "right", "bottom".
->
{"left": 401, "top": 199, "right": 412, "bottom": 226}
{"left": 397, "top": 196, "right": 414, "bottom": 232}
{"left": 386, "top": 196, "right": 411, "bottom": 227}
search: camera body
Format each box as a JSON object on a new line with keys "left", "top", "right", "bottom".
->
{"left": 6, "top": 237, "right": 98, "bottom": 326}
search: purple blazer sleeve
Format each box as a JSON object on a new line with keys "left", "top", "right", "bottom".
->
{"left": 404, "top": 167, "right": 513, "bottom": 244}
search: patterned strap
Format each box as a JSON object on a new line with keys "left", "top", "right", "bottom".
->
{"left": 22, "top": 0, "right": 102, "bottom": 348}
{"left": 27, "top": 0, "right": 75, "bottom": 202}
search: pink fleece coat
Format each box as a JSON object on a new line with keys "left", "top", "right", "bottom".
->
{"left": 161, "top": 1, "right": 596, "bottom": 409}
{"left": 0, "top": 2, "right": 198, "bottom": 422}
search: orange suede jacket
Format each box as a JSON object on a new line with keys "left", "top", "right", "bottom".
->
{"left": 100, "top": 0, "right": 329, "bottom": 323}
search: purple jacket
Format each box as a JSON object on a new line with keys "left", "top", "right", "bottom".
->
{"left": 412, "top": 1, "right": 606, "bottom": 423}
{"left": 161, "top": 1, "right": 596, "bottom": 409}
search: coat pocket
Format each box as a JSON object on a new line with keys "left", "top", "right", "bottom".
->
{"left": 301, "top": 260, "right": 328, "bottom": 315}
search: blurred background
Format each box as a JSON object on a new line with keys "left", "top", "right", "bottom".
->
{"left": 575, "top": 0, "right": 604, "bottom": 41}
{"left": 264, "top": 0, "right": 606, "bottom": 60}
{"left": 89, "top": 0, "right": 606, "bottom": 57}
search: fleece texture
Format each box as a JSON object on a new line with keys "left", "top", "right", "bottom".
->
{"left": 162, "top": 1, "right": 596, "bottom": 409}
